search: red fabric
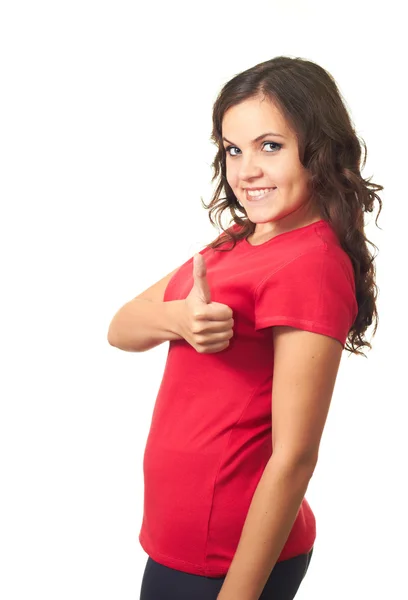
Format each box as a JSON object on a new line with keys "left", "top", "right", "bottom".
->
{"left": 138, "top": 219, "right": 358, "bottom": 576}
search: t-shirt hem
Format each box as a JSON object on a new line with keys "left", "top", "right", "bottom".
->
{"left": 255, "top": 317, "right": 346, "bottom": 347}
{"left": 139, "top": 531, "right": 209, "bottom": 575}
{"left": 138, "top": 530, "right": 316, "bottom": 577}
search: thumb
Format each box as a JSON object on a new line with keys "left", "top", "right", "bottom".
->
{"left": 192, "top": 253, "right": 211, "bottom": 304}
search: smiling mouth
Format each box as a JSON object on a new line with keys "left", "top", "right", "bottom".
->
{"left": 245, "top": 187, "right": 277, "bottom": 202}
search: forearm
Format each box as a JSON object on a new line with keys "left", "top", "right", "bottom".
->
{"left": 217, "top": 454, "right": 315, "bottom": 600}
{"left": 107, "top": 299, "right": 185, "bottom": 352}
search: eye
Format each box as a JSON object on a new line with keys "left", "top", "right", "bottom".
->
{"left": 224, "top": 142, "right": 282, "bottom": 156}
{"left": 263, "top": 142, "right": 282, "bottom": 152}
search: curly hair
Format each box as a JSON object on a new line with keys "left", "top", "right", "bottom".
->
{"left": 200, "top": 56, "right": 383, "bottom": 358}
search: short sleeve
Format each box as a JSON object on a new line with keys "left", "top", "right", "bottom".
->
{"left": 254, "top": 248, "right": 358, "bottom": 347}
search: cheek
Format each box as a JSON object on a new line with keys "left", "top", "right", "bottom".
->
{"left": 226, "top": 169, "right": 239, "bottom": 188}
{"left": 278, "top": 168, "right": 308, "bottom": 188}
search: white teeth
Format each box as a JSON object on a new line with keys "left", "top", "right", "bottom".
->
{"left": 246, "top": 187, "right": 275, "bottom": 198}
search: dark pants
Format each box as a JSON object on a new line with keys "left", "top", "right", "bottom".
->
{"left": 140, "top": 547, "right": 314, "bottom": 600}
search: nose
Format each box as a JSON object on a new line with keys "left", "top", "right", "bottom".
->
{"left": 238, "top": 153, "right": 263, "bottom": 181}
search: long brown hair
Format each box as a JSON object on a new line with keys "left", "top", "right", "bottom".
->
{"left": 200, "top": 56, "right": 383, "bottom": 358}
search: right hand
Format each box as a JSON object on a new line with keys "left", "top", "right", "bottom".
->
{"left": 178, "top": 253, "right": 234, "bottom": 354}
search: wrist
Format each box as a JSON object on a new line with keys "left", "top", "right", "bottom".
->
{"left": 165, "top": 300, "right": 186, "bottom": 341}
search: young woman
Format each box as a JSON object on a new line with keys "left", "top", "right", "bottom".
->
{"left": 108, "top": 55, "right": 382, "bottom": 600}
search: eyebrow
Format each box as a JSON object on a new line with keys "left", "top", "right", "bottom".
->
{"left": 222, "top": 131, "right": 286, "bottom": 145}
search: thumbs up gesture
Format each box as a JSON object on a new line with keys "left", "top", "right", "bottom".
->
{"left": 179, "top": 253, "right": 234, "bottom": 354}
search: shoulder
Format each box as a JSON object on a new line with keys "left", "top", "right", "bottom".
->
{"left": 256, "top": 242, "right": 354, "bottom": 296}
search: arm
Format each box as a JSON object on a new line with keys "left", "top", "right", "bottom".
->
{"left": 107, "top": 298, "right": 185, "bottom": 352}
{"left": 107, "top": 264, "right": 186, "bottom": 352}
{"left": 217, "top": 454, "right": 314, "bottom": 600}
{"left": 217, "top": 325, "right": 343, "bottom": 600}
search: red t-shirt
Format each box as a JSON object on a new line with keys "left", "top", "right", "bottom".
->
{"left": 138, "top": 219, "right": 358, "bottom": 576}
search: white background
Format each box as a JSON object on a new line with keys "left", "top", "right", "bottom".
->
{"left": 1, "top": 1, "right": 406, "bottom": 598}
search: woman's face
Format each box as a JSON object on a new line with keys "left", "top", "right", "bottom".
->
{"left": 222, "top": 95, "right": 321, "bottom": 235}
